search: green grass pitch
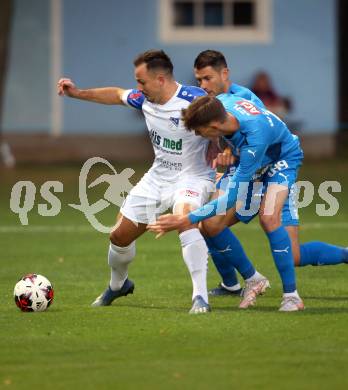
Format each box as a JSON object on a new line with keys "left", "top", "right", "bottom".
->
{"left": 1, "top": 160, "right": 348, "bottom": 389}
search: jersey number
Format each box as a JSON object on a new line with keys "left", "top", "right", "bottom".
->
{"left": 237, "top": 100, "right": 261, "bottom": 115}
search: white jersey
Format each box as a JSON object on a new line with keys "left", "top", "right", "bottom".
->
{"left": 121, "top": 84, "right": 215, "bottom": 183}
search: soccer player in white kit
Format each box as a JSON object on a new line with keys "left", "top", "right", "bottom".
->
{"left": 57, "top": 50, "right": 216, "bottom": 313}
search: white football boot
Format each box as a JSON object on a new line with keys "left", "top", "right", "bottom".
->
{"left": 279, "top": 295, "right": 305, "bottom": 312}
{"left": 239, "top": 277, "right": 270, "bottom": 309}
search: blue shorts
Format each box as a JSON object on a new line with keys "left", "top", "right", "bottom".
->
{"left": 216, "top": 158, "right": 301, "bottom": 226}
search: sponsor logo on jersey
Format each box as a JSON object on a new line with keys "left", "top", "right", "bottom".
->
{"left": 150, "top": 129, "right": 182, "bottom": 151}
{"left": 169, "top": 117, "right": 179, "bottom": 127}
{"left": 129, "top": 92, "right": 142, "bottom": 100}
{"left": 163, "top": 137, "right": 182, "bottom": 150}
{"left": 157, "top": 158, "right": 182, "bottom": 171}
{"left": 179, "top": 189, "right": 199, "bottom": 198}
{"left": 150, "top": 129, "right": 162, "bottom": 146}
{"left": 236, "top": 100, "right": 261, "bottom": 115}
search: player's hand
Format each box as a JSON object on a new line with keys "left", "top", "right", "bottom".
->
{"left": 147, "top": 214, "right": 191, "bottom": 238}
{"left": 57, "top": 77, "right": 78, "bottom": 97}
{"left": 212, "top": 147, "right": 235, "bottom": 169}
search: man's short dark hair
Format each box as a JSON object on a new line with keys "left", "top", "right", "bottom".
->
{"left": 133, "top": 49, "right": 173, "bottom": 75}
{"left": 182, "top": 96, "right": 227, "bottom": 131}
{"left": 194, "top": 50, "right": 228, "bottom": 70}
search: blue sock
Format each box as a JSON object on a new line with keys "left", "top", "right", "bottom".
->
{"left": 208, "top": 228, "right": 255, "bottom": 280}
{"left": 205, "top": 237, "right": 239, "bottom": 287}
{"left": 266, "top": 226, "right": 296, "bottom": 293}
{"left": 300, "top": 242, "right": 348, "bottom": 266}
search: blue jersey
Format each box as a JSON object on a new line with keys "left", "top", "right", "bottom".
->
{"left": 229, "top": 83, "right": 265, "bottom": 108}
{"left": 188, "top": 94, "right": 303, "bottom": 224}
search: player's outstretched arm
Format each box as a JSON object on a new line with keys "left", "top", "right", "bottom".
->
{"left": 57, "top": 77, "right": 126, "bottom": 105}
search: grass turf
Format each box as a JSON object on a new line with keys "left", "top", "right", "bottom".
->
{"left": 1, "top": 160, "right": 348, "bottom": 389}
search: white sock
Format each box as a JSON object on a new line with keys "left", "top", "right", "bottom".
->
{"left": 245, "top": 270, "right": 263, "bottom": 283}
{"left": 108, "top": 241, "right": 136, "bottom": 291}
{"left": 179, "top": 228, "right": 209, "bottom": 303}
{"left": 283, "top": 290, "right": 300, "bottom": 299}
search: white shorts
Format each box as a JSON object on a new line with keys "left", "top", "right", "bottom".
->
{"left": 120, "top": 171, "right": 215, "bottom": 224}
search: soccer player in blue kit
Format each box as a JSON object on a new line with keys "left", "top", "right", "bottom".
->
{"left": 194, "top": 50, "right": 267, "bottom": 296}
{"left": 148, "top": 94, "right": 348, "bottom": 311}
{"left": 192, "top": 50, "right": 348, "bottom": 303}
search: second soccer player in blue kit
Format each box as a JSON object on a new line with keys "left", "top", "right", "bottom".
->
{"left": 148, "top": 93, "right": 348, "bottom": 311}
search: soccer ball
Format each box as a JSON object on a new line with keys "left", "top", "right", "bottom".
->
{"left": 14, "top": 273, "right": 54, "bottom": 312}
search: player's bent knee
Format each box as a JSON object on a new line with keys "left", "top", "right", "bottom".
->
{"left": 202, "top": 218, "right": 225, "bottom": 237}
{"left": 110, "top": 229, "right": 133, "bottom": 247}
{"left": 259, "top": 214, "right": 281, "bottom": 232}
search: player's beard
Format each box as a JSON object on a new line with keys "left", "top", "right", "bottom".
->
{"left": 209, "top": 82, "right": 225, "bottom": 96}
